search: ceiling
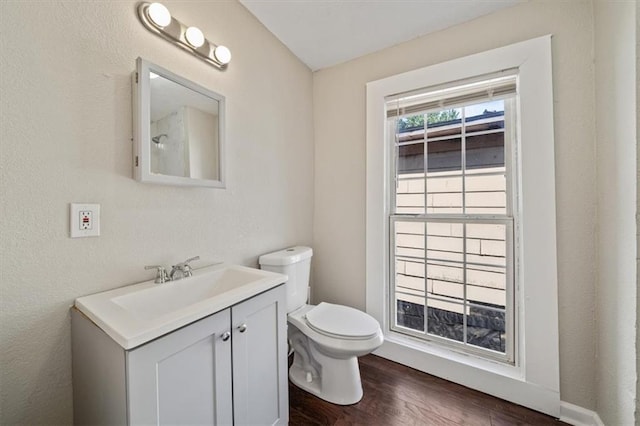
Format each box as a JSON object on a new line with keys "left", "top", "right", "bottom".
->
{"left": 239, "top": 0, "right": 522, "bottom": 71}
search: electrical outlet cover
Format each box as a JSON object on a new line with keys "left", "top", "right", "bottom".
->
{"left": 70, "top": 203, "right": 100, "bottom": 238}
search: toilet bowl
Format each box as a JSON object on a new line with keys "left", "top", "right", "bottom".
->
{"left": 259, "top": 246, "right": 383, "bottom": 405}
{"left": 287, "top": 303, "right": 383, "bottom": 405}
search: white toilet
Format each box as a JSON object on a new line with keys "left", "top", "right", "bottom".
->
{"left": 259, "top": 246, "right": 383, "bottom": 405}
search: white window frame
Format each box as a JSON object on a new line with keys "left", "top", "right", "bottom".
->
{"left": 365, "top": 35, "right": 559, "bottom": 416}
{"left": 388, "top": 90, "right": 517, "bottom": 364}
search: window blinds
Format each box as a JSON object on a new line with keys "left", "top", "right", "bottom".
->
{"left": 386, "top": 70, "right": 517, "bottom": 118}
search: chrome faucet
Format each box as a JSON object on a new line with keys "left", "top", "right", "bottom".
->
{"left": 145, "top": 256, "right": 200, "bottom": 284}
{"left": 144, "top": 265, "right": 170, "bottom": 284}
{"left": 170, "top": 256, "right": 200, "bottom": 281}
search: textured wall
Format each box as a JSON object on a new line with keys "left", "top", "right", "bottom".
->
{"left": 0, "top": 1, "right": 313, "bottom": 423}
{"left": 312, "top": 0, "right": 598, "bottom": 410}
{"left": 594, "top": 1, "right": 638, "bottom": 424}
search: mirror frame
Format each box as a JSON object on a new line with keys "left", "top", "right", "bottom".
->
{"left": 133, "top": 57, "right": 226, "bottom": 188}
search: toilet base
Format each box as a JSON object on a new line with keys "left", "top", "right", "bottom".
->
{"left": 288, "top": 349, "right": 363, "bottom": 405}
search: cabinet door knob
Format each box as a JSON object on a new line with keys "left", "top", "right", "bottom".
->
{"left": 221, "top": 331, "right": 231, "bottom": 341}
{"left": 238, "top": 324, "right": 247, "bottom": 333}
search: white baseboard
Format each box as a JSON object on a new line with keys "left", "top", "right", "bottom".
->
{"left": 560, "top": 401, "right": 605, "bottom": 426}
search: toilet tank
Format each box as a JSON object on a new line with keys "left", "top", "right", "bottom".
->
{"left": 259, "top": 246, "right": 312, "bottom": 313}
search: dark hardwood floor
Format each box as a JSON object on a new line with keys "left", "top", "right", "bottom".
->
{"left": 289, "top": 354, "right": 567, "bottom": 426}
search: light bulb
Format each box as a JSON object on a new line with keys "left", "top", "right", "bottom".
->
{"left": 185, "top": 27, "right": 205, "bottom": 48}
{"left": 147, "top": 3, "right": 171, "bottom": 28}
{"left": 213, "top": 45, "right": 231, "bottom": 65}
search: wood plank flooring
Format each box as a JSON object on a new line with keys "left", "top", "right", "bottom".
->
{"left": 289, "top": 354, "right": 567, "bottom": 426}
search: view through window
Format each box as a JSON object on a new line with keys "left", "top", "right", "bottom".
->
{"left": 387, "top": 75, "right": 517, "bottom": 362}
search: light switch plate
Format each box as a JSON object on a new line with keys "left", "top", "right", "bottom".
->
{"left": 70, "top": 203, "right": 100, "bottom": 238}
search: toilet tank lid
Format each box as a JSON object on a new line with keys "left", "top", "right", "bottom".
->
{"left": 259, "top": 246, "right": 313, "bottom": 266}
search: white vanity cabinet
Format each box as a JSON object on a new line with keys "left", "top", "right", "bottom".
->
{"left": 72, "top": 284, "right": 288, "bottom": 426}
{"left": 127, "top": 309, "right": 233, "bottom": 425}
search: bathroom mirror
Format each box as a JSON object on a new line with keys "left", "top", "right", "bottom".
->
{"left": 133, "top": 57, "right": 225, "bottom": 188}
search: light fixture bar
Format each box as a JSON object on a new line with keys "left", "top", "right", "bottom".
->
{"left": 137, "top": 2, "right": 231, "bottom": 70}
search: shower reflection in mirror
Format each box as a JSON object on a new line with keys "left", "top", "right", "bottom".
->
{"left": 149, "top": 75, "right": 220, "bottom": 181}
{"left": 133, "top": 57, "right": 226, "bottom": 188}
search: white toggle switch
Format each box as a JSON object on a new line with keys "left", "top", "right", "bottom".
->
{"left": 70, "top": 203, "right": 100, "bottom": 238}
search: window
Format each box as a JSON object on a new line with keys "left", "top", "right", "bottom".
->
{"left": 365, "top": 36, "right": 560, "bottom": 415}
{"left": 387, "top": 75, "right": 517, "bottom": 362}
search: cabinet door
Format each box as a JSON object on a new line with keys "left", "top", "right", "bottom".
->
{"left": 127, "top": 309, "right": 233, "bottom": 425}
{"left": 232, "top": 285, "right": 288, "bottom": 426}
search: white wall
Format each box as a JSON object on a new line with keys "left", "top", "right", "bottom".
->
{"left": 0, "top": 1, "right": 313, "bottom": 423}
{"left": 594, "top": 1, "right": 638, "bottom": 424}
{"left": 313, "top": 0, "right": 598, "bottom": 410}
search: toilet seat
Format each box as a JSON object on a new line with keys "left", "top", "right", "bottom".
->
{"left": 305, "top": 302, "right": 380, "bottom": 340}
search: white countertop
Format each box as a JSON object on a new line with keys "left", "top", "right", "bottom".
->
{"left": 74, "top": 264, "right": 287, "bottom": 350}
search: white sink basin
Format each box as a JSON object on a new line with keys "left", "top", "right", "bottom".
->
{"left": 74, "top": 264, "right": 287, "bottom": 349}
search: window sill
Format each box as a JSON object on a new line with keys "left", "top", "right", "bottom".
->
{"left": 374, "top": 332, "right": 559, "bottom": 417}
{"left": 382, "top": 331, "right": 522, "bottom": 380}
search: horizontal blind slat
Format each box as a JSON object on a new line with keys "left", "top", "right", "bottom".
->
{"left": 386, "top": 72, "right": 517, "bottom": 118}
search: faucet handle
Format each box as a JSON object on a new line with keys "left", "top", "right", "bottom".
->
{"left": 182, "top": 256, "right": 200, "bottom": 265}
{"left": 144, "top": 265, "right": 170, "bottom": 284}
{"left": 176, "top": 256, "right": 200, "bottom": 271}
{"left": 170, "top": 256, "right": 200, "bottom": 279}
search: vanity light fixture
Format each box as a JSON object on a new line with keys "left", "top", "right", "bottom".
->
{"left": 185, "top": 27, "right": 205, "bottom": 48}
{"left": 213, "top": 45, "right": 232, "bottom": 65}
{"left": 137, "top": 2, "right": 231, "bottom": 70}
{"left": 147, "top": 2, "right": 171, "bottom": 28}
